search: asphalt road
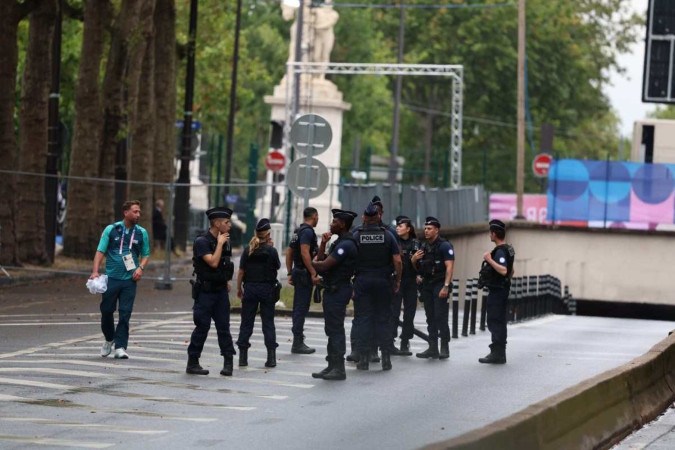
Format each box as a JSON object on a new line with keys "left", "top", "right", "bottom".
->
{"left": 0, "top": 277, "right": 673, "bottom": 449}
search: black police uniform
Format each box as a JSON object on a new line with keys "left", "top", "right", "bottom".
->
{"left": 352, "top": 214, "right": 400, "bottom": 370}
{"left": 479, "top": 233, "right": 515, "bottom": 364}
{"left": 289, "top": 222, "right": 318, "bottom": 349}
{"left": 392, "top": 225, "right": 421, "bottom": 354}
{"left": 187, "top": 207, "right": 236, "bottom": 376}
{"left": 417, "top": 222, "right": 455, "bottom": 359}
{"left": 236, "top": 232, "right": 281, "bottom": 365}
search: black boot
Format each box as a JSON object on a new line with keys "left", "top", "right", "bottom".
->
{"left": 220, "top": 355, "right": 233, "bottom": 376}
{"left": 356, "top": 351, "right": 370, "bottom": 370}
{"left": 312, "top": 354, "right": 334, "bottom": 379}
{"left": 389, "top": 342, "right": 405, "bottom": 356}
{"left": 439, "top": 339, "right": 450, "bottom": 360}
{"left": 370, "top": 348, "right": 380, "bottom": 363}
{"left": 323, "top": 355, "right": 346, "bottom": 381}
{"left": 238, "top": 347, "right": 248, "bottom": 367}
{"left": 186, "top": 356, "right": 209, "bottom": 375}
{"left": 346, "top": 349, "right": 360, "bottom": 362}
{"left": 479, "top": 347, "right": 506, "bottom": 364}
{"left": 399, "top": 338, "right": 412, "bottom": 356}
{"left": 265, "top": 348, "right": 277, "bottom": 368}
{"left": 291, "top": 336, "right": 316, "bottom": 354}
{"left": 416, "top": 339, "right": 439, "bottom": 359}
{"left": 381, "top": 351, "right": 392, "bottom": 371}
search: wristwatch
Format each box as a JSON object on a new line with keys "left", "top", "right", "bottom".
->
{"left": 139, "top": 265, "right": 145, "bottom": 271}
{"left": 443, "top": 284, "right": 450, "bottom": 288}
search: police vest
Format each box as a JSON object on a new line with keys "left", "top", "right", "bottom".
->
{"left": 109, "top": 222, "right": 145, "bottom": 259}
{"left": 192, "top": 232, "right": 234, "bottom": 287}
{"left": 243, "top": 245, "right": 278, "bottom": 283}
{"left": 419, "top": 238, "right": 448, "bottom": 282}
{"left": 399, "top": 237, "right": 421, "bottom": 279}
{"left": 356, "top": 225, "right": 391, "bottom": 271}
{"left": 478, "top": 244, "right": 515, "bottom": 289}
{"left": 289, "top": 223, "right": 318, "bottom": 269}
{"left": 322, "top": 234, "right": 357, "bottom": 284}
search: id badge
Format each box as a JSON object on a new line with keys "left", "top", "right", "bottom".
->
{"left": 123, "top": 254, "right": 137, "bottom": 271}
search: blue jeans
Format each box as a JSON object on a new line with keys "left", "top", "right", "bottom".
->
{"left": 100, "top": 278, "right": 137, "bottom": 350}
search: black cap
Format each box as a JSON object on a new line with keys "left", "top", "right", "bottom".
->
{"left": 396, "top": 215, "right": 412, "bottom": 225}
{"left": 425, "top": 216, "right": 441, "bottom": 228}
{"left": 371, "top": 195, "right": 383, "bottom": 208}
{"left": 489, "top": 219, "right": 506, "bottom": 231}
{"left": 205, "top": 207, "right": 232, "bottom": 220}
{"left": 256, "top": 218, "right": 271, "bottom": 232}
{"left": 331, "top": 208, "right": 358, "bottom": 223}
{"left": 364, "top": 202, "right": 379, "bottom": 217}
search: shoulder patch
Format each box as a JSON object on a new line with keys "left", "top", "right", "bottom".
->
{"left": 449, "top": 249, "right": 454, "bottom": 255}
{"left": 337, "top": 248, "right": 345, "bottom": 255}
{"left": 499, "top": 257, "right": 506, "bottom": 264}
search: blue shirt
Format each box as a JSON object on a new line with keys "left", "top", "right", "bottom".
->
{"left": 97, "top": 221, "right": 150, "bottom": 280}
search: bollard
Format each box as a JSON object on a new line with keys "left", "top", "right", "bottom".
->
{"left": 528, "top": 275, "right": 538, "bottom": 317}
{"left": 469, "top": 278, "right": 478, "bottom": 335}
{"left": 479, "top": 287, "right": 487, "bottom": 331}
{"left": 451, "top": 278, "right": 459, "bottom": 339}
{"left": 461, "top": 279, "right": 471, "bottom": 337}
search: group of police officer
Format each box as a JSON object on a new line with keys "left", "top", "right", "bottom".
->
{"left": 186, "top": 198, "right": 514, "bottom": 381}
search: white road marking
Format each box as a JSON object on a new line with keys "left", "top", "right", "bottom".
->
{"left": 1, "top": 417, "right": 168, "bottom": 435}
{"left": 0, "top": 435, "right": 113, "bottom": 449}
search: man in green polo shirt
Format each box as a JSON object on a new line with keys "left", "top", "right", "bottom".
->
{"left": 90, "top": 200, "right": 151, "bottom": 359}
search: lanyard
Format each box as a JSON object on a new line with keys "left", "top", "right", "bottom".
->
{"left": 119, "top": 227, "right": 136, "bottom": 255}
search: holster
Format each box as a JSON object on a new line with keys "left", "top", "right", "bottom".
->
{"left": 273, "top": 281, "right": 282, "bottom": 301}
{"left": 189, "top": 279, "right": 202, "bottom": 300}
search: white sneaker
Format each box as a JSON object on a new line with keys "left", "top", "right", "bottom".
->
{"left": 100, "top": 341, "right": 114, "bottom": 357}
{"left": 114, "top": 348, "right": 129, "bottom": 359}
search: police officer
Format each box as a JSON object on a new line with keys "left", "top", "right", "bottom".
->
{"left": 186, "top": 207, "right": 236, "bottom": 376}
{"left": 310, "top": 209, "right": 359, "bottom": 381}
{"left": 370, "top": 195, "right": 397, "bottom": 235}
{"left": 411, "top": 216, "right": 455, "bottom": 360}
{"left": 390, "top": 215, "right": 421, "bottom": 356}
{"left": 285, "top": 207, "right": 320, "bottom": 354}
{"left": 478, "top": 219, "right": 515, "bottom": 365}
{"left": 236, "top": 219, "right": 281, "bottom": 368}
{"left": 352, "top": 202, "right": 402, "bottom": 371}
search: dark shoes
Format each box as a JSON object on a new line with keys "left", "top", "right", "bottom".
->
{"left": 381, "top": 351, "right": 392, "bottom": 371}
{"left": 356, "top": 351, "right": 370, "bottom": 370}
{"left": 416, "top": 340, "right": 440, "bottom": 359}
{"left": 265, "top": 348, "right": 277, "bottom": 368}
{"left": 398, "top": 339, "right": 413, "bottom": 356}
{"left": 312, "top": 355, "right": 334, "bottom": 379}
{"left": 313, "top": 355, "right": 346, "bottom": 381}
{"left": 220, "top": 355, "right": 233, "bottom": 376}
{"left": 439, "top": 339, "right": 450, "bottom": 360}
{"left": 479, "top": 349, "right": 506, "bottom": 364}
{"left": 346, "top": 350, "right": 360, "bottom": 362}
{"left": 186, "top": 356, "right": 209, "bottom": 375}
{"left": 291, "top": 337, "right": 316, "bottom": 354}
{"left": 238, "top": 347, "right": 248, "bottom": 367}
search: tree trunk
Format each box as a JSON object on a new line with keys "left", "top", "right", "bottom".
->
{"left": 0, "top": 1, "right": 38, "bottom": 266}
{"left": 16, "top": 0, "right": 58, "bottom": 265}
{"left": 152, "top": 0, "right": 176, "bottom": 227}
{"left": 97, "top": 0, "right": 144, "bottom": 227}
{"left": 129, "top": 0, "right": 157, "bottom": 232}
{"left": 63, "top": 0, "right": 112, "bottom": 258}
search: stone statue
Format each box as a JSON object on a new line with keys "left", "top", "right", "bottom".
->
{"left": 282, "top": 0, "right": 339, "bottom": 79}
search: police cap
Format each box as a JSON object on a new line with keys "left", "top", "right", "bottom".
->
{"left": 396, "top": 215, "right": 412, "bottom": 226}
{"left": 256, "top": 218, "right": 271, "bottom": 232}
{"left": 364, "top": 202, "right": 380, "bottom": 217}
{"left": 489, "top": 219, "right": 506, "bottom": 231}
{"left": 331, "top": 208, "right": 358, "bottom": 224}
{"left": 424, "top": 216, "right": 441, "bottom": 228}
{"left": 205, "top": 207, "right": 232, "bottom": 220}
{"left": 371, "top": 195, "right": 383, "bottom": 208}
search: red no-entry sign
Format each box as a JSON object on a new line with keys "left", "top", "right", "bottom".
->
{"left": 265, "top": 150, "right": 286, "bottom": 172}
{"left": 532, "top": 153, "right": 553, "bottom": 178}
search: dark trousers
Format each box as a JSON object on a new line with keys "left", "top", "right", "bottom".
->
{"left": 100, "top": 278, "right": 137, "bottom": 350}
{"left": 237, "top": 283, "right": 278, "bottom": 349}
{"left": 188, "top": 289, "right": 235, "bottom": 358}
{"left": 391, "top": 278, "right": 418, "bottom": 340}
{"left": 420, "top": 280, "right": 450, "bottom": 341}
{"left": 291, "top": 268, "right": 312, "bottom": 339}
{"left": 322, "top": 284, "right": 352, "bottom": 357}
{"left": 486, "top": 287, "right": 509, "bottom": 350}
{"left": 353, "top": 275, "right": 393, "bottom": 352}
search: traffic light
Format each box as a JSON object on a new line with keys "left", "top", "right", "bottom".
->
{"left": 270, "top": 120, "right": 284, "bottom": 149}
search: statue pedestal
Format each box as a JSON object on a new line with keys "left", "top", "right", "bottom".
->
{"left": 262, "top": 77, "right": 351, "bottom": 234}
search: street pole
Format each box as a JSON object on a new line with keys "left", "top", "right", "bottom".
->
{"left": 174, "top": 0, "right": 198, "bottom": 251}
{"left": 515, "top": 0, "right": 526, "bottom": 219}
{"left": 45, "top": 0, "right": 62, "bottom": 263}
{"left": 223, "top": 0, "right": 242, "bottom": 203}
{"left": 389, "top": 1, "right": 405, "bottom": 184}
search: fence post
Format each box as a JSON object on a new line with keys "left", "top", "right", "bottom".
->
{"left": 461, "top": 279, "right": 471, "bottom": 337}
{"left": 452, "top": 278, "right": 459, "bottom": 339}
{"left": 470, "top": 278, "right": 478, "bottom": 334}
{"left": 155, "top": 182, "right": 175, "bottom": 290}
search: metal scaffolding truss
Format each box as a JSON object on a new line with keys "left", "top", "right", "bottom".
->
{"left": 285, "top": 62, "right": 464, "bottom": 188}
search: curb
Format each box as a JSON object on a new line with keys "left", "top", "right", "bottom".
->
{"left": 423, "top": 332, "right": 675, "bottom": 450}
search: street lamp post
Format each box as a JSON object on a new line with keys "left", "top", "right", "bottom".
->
{"left": 515, "top": 0, "right": 526, "bottom": 219}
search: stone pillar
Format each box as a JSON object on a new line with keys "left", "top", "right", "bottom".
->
{"left": 263, "top": 77, "right": 351, "bottom": 234}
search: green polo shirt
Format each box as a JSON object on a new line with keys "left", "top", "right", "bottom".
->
{"left": 97, "top": 221, "right": 151, "bottom": 280}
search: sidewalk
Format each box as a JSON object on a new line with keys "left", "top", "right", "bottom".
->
{"left": 613, "top": 404, "right": 675, "bottom": 449}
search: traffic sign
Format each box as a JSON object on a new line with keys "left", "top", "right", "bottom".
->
{"left": 289, "top": 114, "right": 332, "bottom": 156}
{"left": 286, "top": 157, "right": 329, "bottom": 199}
{"left": 265, "top": 150, "right": 286, "bottom": 172}
{"left": 532, "top": 153, "right": 553, "bottom": 178}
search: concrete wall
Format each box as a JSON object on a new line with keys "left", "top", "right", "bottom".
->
{"left": 443, "top": 222, "right": 675, "bottom": 305}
